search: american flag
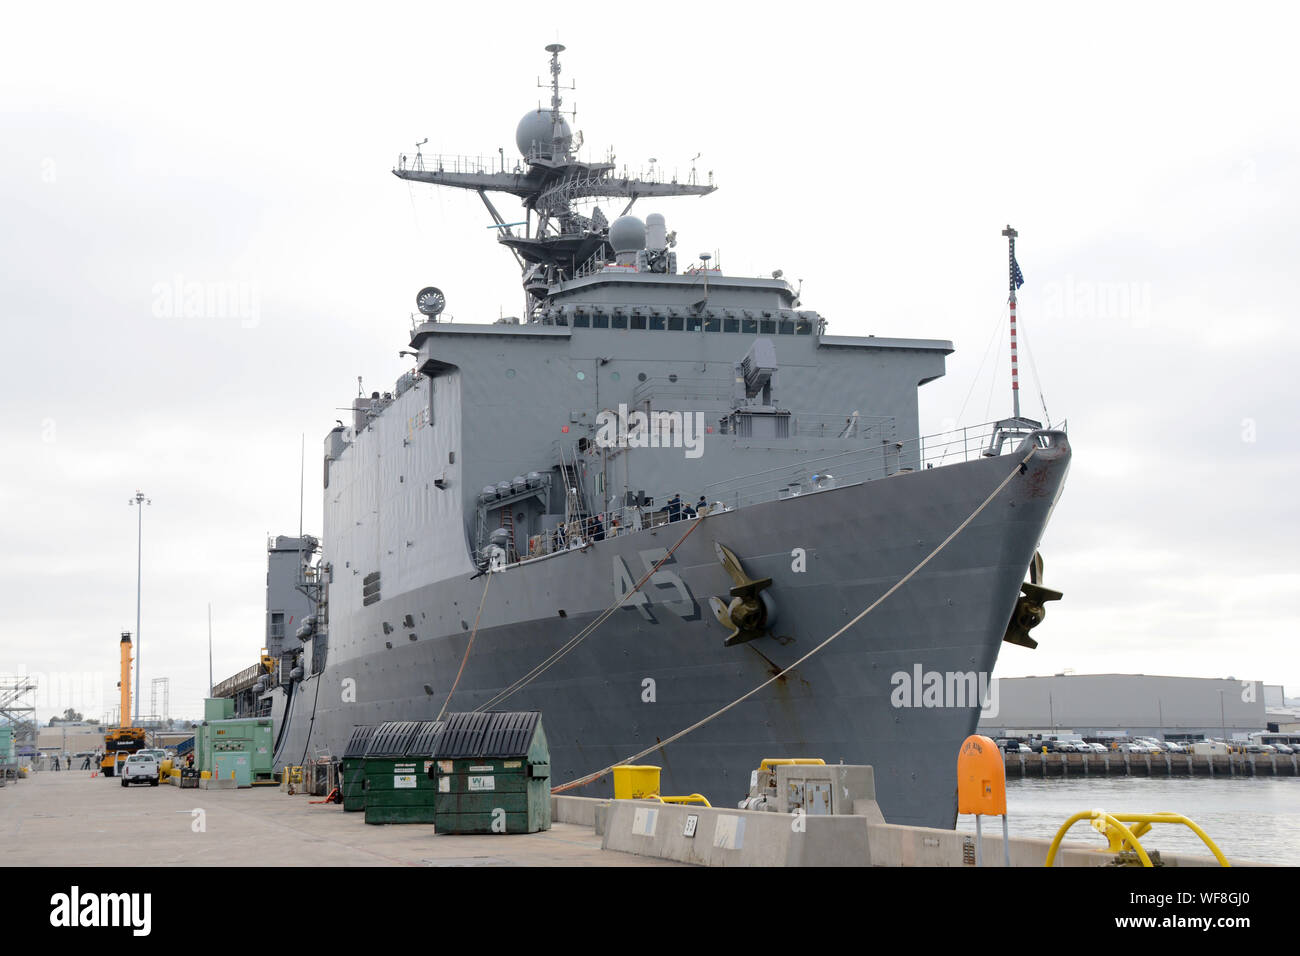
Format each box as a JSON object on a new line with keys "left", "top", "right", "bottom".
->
{"left": 1012, "top": 255, "right": 1025, "bottom": 289}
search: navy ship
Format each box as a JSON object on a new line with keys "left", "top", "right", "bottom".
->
{"left": 269, "top": 44, "right": 1070, "bottom": 829}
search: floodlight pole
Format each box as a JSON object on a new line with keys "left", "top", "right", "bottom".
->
{"left": 129, "top": 490, "right": 150, "bottom": 724}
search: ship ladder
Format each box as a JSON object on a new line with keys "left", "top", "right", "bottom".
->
{"left": 498, "top": 508, "right": 516, "bottom": 562}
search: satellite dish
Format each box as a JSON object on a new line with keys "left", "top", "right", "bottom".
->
{"left": 416, "top": 287, "right": 446, "bottom": 316}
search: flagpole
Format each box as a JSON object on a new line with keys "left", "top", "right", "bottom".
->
{"left": 1002, "top": 225, "right": 1021, "bottom": 421}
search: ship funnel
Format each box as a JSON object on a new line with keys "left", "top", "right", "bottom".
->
{"left": 646, "top": 213, "right": 667, "bottom": 251}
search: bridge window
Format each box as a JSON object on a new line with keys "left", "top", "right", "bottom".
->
{"left": 704, "top": 315, "right": 720, "bottom": 332}
{"left": 724, "top": 317, "right": 740, "bottom": 333}
{"left": 795, "top": 317, "right": 813, "bottom": 335}
{"left": 612, "top": 314, "right": 627, "bottom": 329}
{"left": 778, "top": 318, "right": 794, "bottom": 335}
{"left": 760, "top": 318, "right": 776, "bottom": 334}
{"left": 668, "top": 315, "right": 684, "bottom": 331}
{"left": 573, "top": 314, "right": 590, "bottom": 328}
{"left": 593, "top": 313, "right": 609, "bottom": 329}
{"left": 742, "top": 317, "right": 758, "bottom": 334}
{"left": 649, "top": 314, "right": 666, "bottom": 331}
{"left": 631, "top": 314, "right": 647, "bottom": 330}
{"left": 687, "top": 316, "right": 703, "bottom": 332}
{"left": 270, "top": 613, "right": 285, "bottom": 641}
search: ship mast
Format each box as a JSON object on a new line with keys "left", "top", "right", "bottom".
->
{"left": 392, "top": 43, "right": 717, "bottom": 320}
{"left": 1003, "top": 225, "right": 1023, "bottom": 421}
{"left": 983, "top": 225, "right": 1041, "bottom": 456}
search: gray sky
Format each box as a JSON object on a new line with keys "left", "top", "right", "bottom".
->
{"left": 3, "top": 2, "right": 1297, "bottom": 722}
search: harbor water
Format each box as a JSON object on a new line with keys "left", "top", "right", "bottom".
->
{"left": 955, "top": 775, "right": 1300, "bottom": 865}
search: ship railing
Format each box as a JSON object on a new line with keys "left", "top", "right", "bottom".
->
{"left": 701, "top": 420, "right": 1053, "bottom": 512}
{"left": 631, "top": 378, "right": 733, "bottom": 406}
{"left": 489, "top": 421, "right": 1061, "bottom": 569}
{"left": 395, "top": 152, "right": 518, "bottom": 176}
{"left": 791, "top": 414, "right": 896, "bottom": 442}
{"left": 210, "top": 662, "right": 263, "bottom": 699}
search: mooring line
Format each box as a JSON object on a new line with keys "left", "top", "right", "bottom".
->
{"left": 552, "top": 447, "right": 1039, "bottom": 794}
{"left": 473, "top": 513, "right": 707, "bottom": 713}
{"left": 436, "top": 569, "right": 493, "bottom": 722}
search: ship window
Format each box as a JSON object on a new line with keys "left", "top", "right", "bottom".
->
{"left": 573, "top": 314, "right": 590, "bottom": 328}
{"left": 687, "top": 316, "right": 703, "bottom": 332}
{"left": 724, "top": 317, "right": 740, "bottom": 333}
{"left": 649, "top": 314, "right": 666, "bottom": 331}
{"left": 703, "top": 315, "right": 720, "bottom": 332}
{"left": 270, "top": 613, "right": 284, "bottom": 641}
{"left": 795, "top": 317, "right": 813, "bottom": 335}
{"left": 668, "top": 373, "right": 678, "bottom": 383}
{"left": 760, "top": 319, "right": 776, "bottom": 334}
{"left": 593, "top": 313, "right": 610, "bottom": 328}
{"left": 612, "top": 314, "right": 628, "bottom": 329}
{"left": 631, "top": 315, "right": 647, "bottom": 330}
{"left": 778, "top": 319, "right": 794, "bottom": 335}
{"left": 554, "top": 313, "right": 568, "bottom": 326}
{"left": 668, "top": 315, "right": 684, "bottom": 331}
{"left": 576, "top": 371, "right": 586, "bottom": 381}
{"left": 610, "top": 371, "right": 621, "bottom": 381}
{"left": 505, "top": 368, "right": 516, "bottom": 378}
{"left": 742, "top": 317, "right": 758, "bottom": 334}
{"left": 637, "top": 372, "right": 647, "bottom": 382}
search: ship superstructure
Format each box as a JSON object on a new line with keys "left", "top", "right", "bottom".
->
{"left": 272, "top": 44, "right": 1071, "bottom": 828}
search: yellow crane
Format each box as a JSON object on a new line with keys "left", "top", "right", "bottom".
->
{"left": 101, "top": 632, "right": 145, "bottom": 777}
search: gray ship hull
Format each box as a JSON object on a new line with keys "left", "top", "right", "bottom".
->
{"left": 277, "top": 434, "right": 1069, "bottom": 829}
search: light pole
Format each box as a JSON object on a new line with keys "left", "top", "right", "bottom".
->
{"left": 129, "top": 490, "right": 150, "bottom": 725}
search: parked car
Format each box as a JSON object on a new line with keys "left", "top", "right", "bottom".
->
{"left": 1085, "top": 742, "right": 1108, "bottom": 754}
{"left": 120, "top": 753, "right": 160, "bottom": 787}
{"left": 1272, "top": 743, "right": 1295, "bottom": 755}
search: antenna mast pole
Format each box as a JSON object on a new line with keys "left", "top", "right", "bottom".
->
{"left": 1002, "top": 225, "right": 1022, "bottom": 421}
{"left": 546, "top": 43, "right": 566, "bottom": 154}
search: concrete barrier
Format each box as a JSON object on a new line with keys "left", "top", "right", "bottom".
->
{"left": 601, "top": 799, "right": 874, "bottom": 866}
{"left": 594, "top": 800, "right": 1253, "bottom": 867}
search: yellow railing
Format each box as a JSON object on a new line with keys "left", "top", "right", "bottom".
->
{"left": 1045, "top": 810, "right": 1230, "bottom": 867}
{"left": 647, "top": 793, "right": 712, "bottom": 807}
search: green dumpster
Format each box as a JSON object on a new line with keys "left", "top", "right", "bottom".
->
{"left": 341, "top": 724, "right": 377, "bottom": 813}
{"left": 363, "top": 720, "right": 440, "bottom": 825}
{"left": 430, "top": 712, "right": 551, "bottom": 835}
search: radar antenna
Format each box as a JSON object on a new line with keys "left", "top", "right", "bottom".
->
{"left": 392, "top": 44, "right": 717, "bottom": 320}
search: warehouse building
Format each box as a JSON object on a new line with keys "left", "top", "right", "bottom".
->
{"left": 978, "top": 674, "right": 1270, "bottom": 741}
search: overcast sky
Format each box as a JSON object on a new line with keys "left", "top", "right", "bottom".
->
{"left": 3, "top": 2, "right": 1297, "bottom": 722}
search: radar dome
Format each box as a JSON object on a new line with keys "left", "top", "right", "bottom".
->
{"left": 609, "top": 215, "right": 647, "bottom": 254}
{"left": 515, "top": 109, "right": 572, "bottom": 159}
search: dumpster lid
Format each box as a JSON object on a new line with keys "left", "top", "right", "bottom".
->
{"left": 434, "top": 712, "right": 541, "bottom": 759}
{"left": 365, "top": 720, "right": 421, "bottom": 757}
{"left": 342, "top": 724, "right": 378, "bottom": 759}
{"left": 404, "top": 720, "right": 446, "bottom": 757}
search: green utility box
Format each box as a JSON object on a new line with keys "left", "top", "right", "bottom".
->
{"left": 431, "top": 712, "right": 550, "bottom": 835}
{"left": 195, "top": 717, "right": 274, "bottom": 785}
{"left": 341, "top": 724, "right": 377, "bottom": 813}
{"left": 204, "top": 697, "right": 235, "bottom": 721}
{"left": 363, "top": 721, "right": 432, "bottom": 825}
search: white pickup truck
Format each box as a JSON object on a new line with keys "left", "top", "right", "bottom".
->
{"left": 120, "top": 753, "right": 160, "bottom": 787}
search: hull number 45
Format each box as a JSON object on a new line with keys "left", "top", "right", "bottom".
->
{"left": 613, "top": 550, "right": 697, "bottom": 621}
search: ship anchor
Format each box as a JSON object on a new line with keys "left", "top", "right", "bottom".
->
{"left": 1002, "top": 551, "right": 1062, "bottom": 649}
{"left": 709, "top": 542, "right": 776, "bottom": 647}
